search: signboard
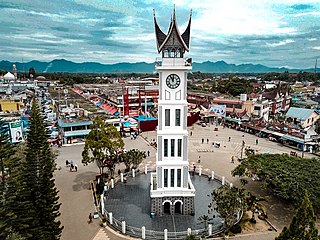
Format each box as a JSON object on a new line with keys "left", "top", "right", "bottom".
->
{"left": 208, "top": 104, "right": 226, "bottom": 117}
{"left": 10, "top": 121, "right": 24, "bottom": 143}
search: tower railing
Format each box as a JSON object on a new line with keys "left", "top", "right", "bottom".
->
{"left": 155, "top": 57, "right": 192, "bottom": 67}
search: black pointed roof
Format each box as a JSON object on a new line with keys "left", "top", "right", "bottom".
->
{"left": 181, "top": 11, "right": 192, "bottom": 49}
{"left": 154, "top": 9, "right": 192, "bottom": 53}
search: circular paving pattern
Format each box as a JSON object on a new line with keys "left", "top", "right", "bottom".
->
{"left": 104, "top": 172, "right": 224, "bottom": 232}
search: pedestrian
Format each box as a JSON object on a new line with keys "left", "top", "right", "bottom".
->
{"left": 231, "top": 156, "right": 234, "bottom": 163}
{"left": 198, "top": 156, "right": 201, "bottom": 163}
{"left": 202, "top": 138, "right": 204, "bottom": 144}
{"left": 193, "top": 164, "right": 196, "bottom": 172}
{"left": 70, "top": 163, "right": 74, "bottom": 172}
{"left": 65, "top": 160, "right": 69, "bottom": 166}
{"left": 74, "top": 164, "right": 78, "bottom": 172}
{"left": 228, "top": 136, "right": 231, "bottom": 142}
{"left": 118, "top": 169, "right": 121, "bottom": 175}
{"left": 190, "top": 131, "right": 192, "bottom": 136}
{"left": 256, "top": 139, "right": 258, "bottom": 145}
{"left": 88, "top": 213, "right": 93, "bottom": 223}
{"left": 147, "top": 150, "right": 150, "bottom": 157}
{"left": 207, "top": 139, "right": 209, "bottom": 144}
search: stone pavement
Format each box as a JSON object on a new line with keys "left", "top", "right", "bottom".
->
{"left": 55, "top": 124, "right": 311, "bottom": 240}
{"left": 55, "top": 144, "right": 100, "bottom": 240}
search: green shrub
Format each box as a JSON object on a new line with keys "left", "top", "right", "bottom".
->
{"left": 230, "top": 224, "right": 242, "bottom": 234}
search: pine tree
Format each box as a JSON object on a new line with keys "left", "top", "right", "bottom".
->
{"left": 16, "top": 99, "right": 63, "bottom": 239}
{"left": 276, "top": 192, "right": 319, "bottom": 240}
{"left": 0, "top": 121, "right": 17, "bottom": 239}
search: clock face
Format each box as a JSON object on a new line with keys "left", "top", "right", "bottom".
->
{"left": 166, "top": 74, "right": 181, "bottom": 89}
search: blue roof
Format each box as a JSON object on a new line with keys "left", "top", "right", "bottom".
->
{"left": 58, "top": 119, "right": 92, "bottom": 128}
{"left": 286, "top": 107, "right": 317, "bottom": 121}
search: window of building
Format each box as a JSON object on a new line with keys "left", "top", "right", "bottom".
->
{"left": 171, "top": 139, "right": 175, "bottom": 157}
{"left": 171, "top": 169, "right": 175, "bottom": 187}
{"left": 165, "top": 109, "right": 170, "bottom": 126}
{"left": 164, "top": 139, "right": 168, "bottom": 157}
{"left": 175, "top": 109, "right": 181, "bottom": 126}
{"left": 177, "top": 169, "right": 181, "bottom": 187}
{"left": 164, "top": 169, "right": 168, "bottom": 187}
{"left": 178, "top": 139, "right": 182, "bottom": 157}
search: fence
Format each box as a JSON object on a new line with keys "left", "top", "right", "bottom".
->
{"left": 100, "top": 165, "right": 242, "bottom": 240}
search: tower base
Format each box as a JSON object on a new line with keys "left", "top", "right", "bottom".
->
{"left": 151, "top": 196, "right": 195, "bottom": 216}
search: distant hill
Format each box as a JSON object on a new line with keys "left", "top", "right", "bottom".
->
{"left": 0, "top": 59, "right": 316, "bottom": 73}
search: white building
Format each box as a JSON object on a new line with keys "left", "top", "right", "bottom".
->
{"left": 150, "top": 9, "right": 195, "bottom": 215}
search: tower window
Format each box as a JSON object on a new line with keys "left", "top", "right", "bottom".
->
{"left": 177, "top": 169, "right": 181, "bottom": 187}
{"left": 164, "top": 169, "right": 168, "bottom": 187}
{"left": 164, "top": 139, "right": 168, "bottom": 157}
{"left": 165, "top": 109, "right": 170, "bottom": 126}
{"left": 171, "top": 169, "right": 175, "bottom": 187}
{"left": 171, "top": 139, "right": 175, "bottom": 157}
{"left": 178, "top": 139, "right": 182, "bottom": 157}
{"left": 175, "top": 109, "right": 181, "bottom": 126}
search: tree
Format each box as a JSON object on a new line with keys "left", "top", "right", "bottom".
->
{"left": 276, "top": 192, "right": 318, "bottom": 240}
{"left": 209, "top": 185, "right": 244, "bottom": 228}
{"left": 198, "top": 215, "right": 210, "bottom": 230}
{"left": 122, "top": 149, "right": 146, "bottom": 172}
{"left": 184, "top": 234, "right": 197, "bottom": 240}
{"left": 28, "top": 67, "right": 36, "bottom": 78}
{"left": 16, "top": 99, "right": 63, "bottom": 239}
{"left": 0, "top": 121, "right": 20, "bottom": 239}
{"left": 82, "top": 118, "right": 124, "bottom": 175}
{"left": 232, "top": 154, "right": 320, "bottom": 209}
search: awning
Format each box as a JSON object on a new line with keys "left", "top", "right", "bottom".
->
{"left": 241, "top": 122, "right": 264, "bottom": 131}
{"left": 282, "top": 135, "right": 305, "bottom": 144}
{"left": 270, "top": 132, "right": 284, "bottom": 137}
{"left": 225, "top": 116, "right": 241, "bottom": 123}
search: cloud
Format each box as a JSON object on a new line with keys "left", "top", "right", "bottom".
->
{"left": 291, "top": 4, "right": 314, "bottom": 10}
{"left": 0, "top": 0, "right": 320, "bottom": 68}
{"left": 267, "top": 39, "right": 295, "bottom": 47}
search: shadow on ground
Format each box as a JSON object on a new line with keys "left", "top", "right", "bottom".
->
{"left": 73, "top": 171, "right": 96, "bottom": 191}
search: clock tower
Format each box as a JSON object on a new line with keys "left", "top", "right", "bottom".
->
{"left": 150, "top": 8, "right": 195, "bottom": 216}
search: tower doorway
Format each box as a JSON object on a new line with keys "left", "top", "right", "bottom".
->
{"left": 163, "top": 202, "right": 171, "bottom": 214}
{"left": 175, "top": 201, "right": 182, "bottom": 214}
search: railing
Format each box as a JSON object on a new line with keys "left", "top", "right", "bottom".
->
{"left": 101, "top": 166, "right": 242, "bottom": 240}
{"left": 155, "top": 57, "right": 192, "bottom": 67}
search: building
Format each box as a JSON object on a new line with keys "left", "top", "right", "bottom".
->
{"left": 150, "top": 9, "right": 195, "bottom": 216}
{"left": 285, "top": 107, "right": 319, "bottom": 129}
{"left": 262, "top": 84, "right": 291, "bottom": 117}
{"left": 0, "top": 99, "right": 24, "bottom": 112}
{"left": 58, "top": 119, "right": 92, "bottom": 144}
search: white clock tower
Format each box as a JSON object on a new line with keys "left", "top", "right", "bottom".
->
{"left": 150, "top": 9, "right": 195, "bottom": 216}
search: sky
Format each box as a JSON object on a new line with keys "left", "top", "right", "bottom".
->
{"left": 1, "top": 0, "right": 320, "bottom": 69}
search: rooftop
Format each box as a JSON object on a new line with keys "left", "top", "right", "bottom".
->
{"left": 286, "top": 107, "right": 317, "bottom": 121}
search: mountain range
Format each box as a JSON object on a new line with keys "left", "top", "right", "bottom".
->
{"left": 0, "top": 59, "right": 316, "bottom": 73}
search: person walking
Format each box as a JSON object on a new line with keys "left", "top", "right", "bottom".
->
{"left": 202, "top": 138, "right": 204, "bottom": 144}
{"left": 88, "top": 213, "right": 93, "bottom": 223}
{"left": 256, "top": 139, "right": 258, "bottom": 145}
{"left": 190, "top": 131, "right": 192, "bottom": 136}
{"left": 207, "top": 138, "right": 209, "bottom": 144}
{"left": 147, "top": 150, "right": 150, "bottom": 157}
{"left": 74, "top": 164, "right": 78, "bottom": 172}
{"left": 228, "top": 136, "right": 231, "bottom": 142}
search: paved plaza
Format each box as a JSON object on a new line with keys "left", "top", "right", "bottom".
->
{"left": 54, "top": 124, "right": 316, "bottom": 240}
{"left": 105, "top": 173, "right": 223, "bottom": 232}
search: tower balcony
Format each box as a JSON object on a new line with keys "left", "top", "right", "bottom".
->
{"left": 155, "top": 57, "right": 192, "bottom": 70}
